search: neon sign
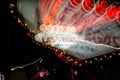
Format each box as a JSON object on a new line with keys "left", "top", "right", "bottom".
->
{"left": 16, "top": 0, "right": 120, "bottom": 60}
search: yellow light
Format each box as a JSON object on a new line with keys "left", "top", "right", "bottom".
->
{"left": 74, "top": 61, "right": 78, "bottom": 64}
{"left": 90, "top": 60, "right": 92, "bottom": 63}
{"left": 67, "top": 56, "right": 70, "bottom": 59}
{"left": 53, "top": 48, "right": 56, "bottom": 50}
{"left": 79, "top": 64, "right": 82, "bottom": 67}
{"left": 29, "top": 28, "right": 35, "bottom": 33}
{"left": 18, "top": 18, "right": 21, "bottom": 23}
{"left": 27, "top": 33, "right": 32, "bottom": 37}
{"left": 85, "top": 60, "right": 87, "bottom": 63}
{"left": 25, "top": 23, "right": 28, "bottom": 26}
{"left": 112, "top": 53, "right": 116, "bottom": 55}
{"left": 68, "top": 58, "right": 73, "bottom": 61}
{"left": 11, "top": 68, "right": 14, "bottom": 71}
{"left": 110, "top": 55, "right": 112, "bottom": 58}
{"left": 100, "top": 58, "right": 102, "bottom": 61}
{"left": 66, "top": 56, "right": 73, "bottom": 61}
{"left": 104, "top": 55, "right": 107, "bottom": 57}
{"left": 10, "top": 10, "right": 14, "bottom": 13}
{"left": 39, "top": 73, "right": 44, "bottom": 77}
{"left": 10, "top": 4, "right": 15, "bottom": 7}
{"left": 94, "top": 57, "right": 97, "bottom": 60}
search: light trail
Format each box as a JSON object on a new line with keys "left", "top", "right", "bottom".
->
{"left": 17, "top": 0, "right": 120, "bottom": 59}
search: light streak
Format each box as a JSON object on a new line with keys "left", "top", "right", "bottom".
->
{"left": 16, "top": 0, "right": 120, "bottom": 59}
{"left": 11, "top": 58, "right": 42, "bottom": 71}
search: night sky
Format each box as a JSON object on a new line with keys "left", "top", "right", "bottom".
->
{"left": 1, "top": 0, "right": 120, "bottom": 80}
{"left": 1, "top": 0, "right": 58, "bottom": 70}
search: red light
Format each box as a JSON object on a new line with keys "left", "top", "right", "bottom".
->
{"left": 71, "top": 0, "right": 81, "bottom": 6}
{"left": 117, "top": 11, "right": 120, "bottom": 23}
{"left": 95, "top": 0, "right": 108, "bottom": 15}
{"left": 106, "top": 5, "right": 118, "bottom": 20}
{"left": 83, "top": 0, "right": 94, "bottom": 11}
{"left": 83, "top": 1, "right": 91, "bottom": 10}
{"left": 86, "top": 0, "right": 94, "bottom": 7}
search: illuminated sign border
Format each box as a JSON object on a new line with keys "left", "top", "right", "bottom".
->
{"left": 9, "top": 1, "right": 120, "bottom": 67}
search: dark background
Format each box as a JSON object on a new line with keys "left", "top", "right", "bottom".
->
{"left": 1, "top": 0, "right": 56, "bottom": 66}
{"left": 1, "top": 0, "right": 120, "bottom": 80}
{"left": 1, "top": 0, "right": 59, "bottom": 75}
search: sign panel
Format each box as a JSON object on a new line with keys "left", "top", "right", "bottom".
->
{"left": 17, "top": 0, "right": 120, "bottom": 59}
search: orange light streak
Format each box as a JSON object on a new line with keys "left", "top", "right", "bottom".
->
{"left": 50, "top": 0, "right": 65, "bottom": 22}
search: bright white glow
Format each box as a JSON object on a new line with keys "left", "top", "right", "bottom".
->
{"left": 17, "top": 0, "right": 120, "bottom": 59}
